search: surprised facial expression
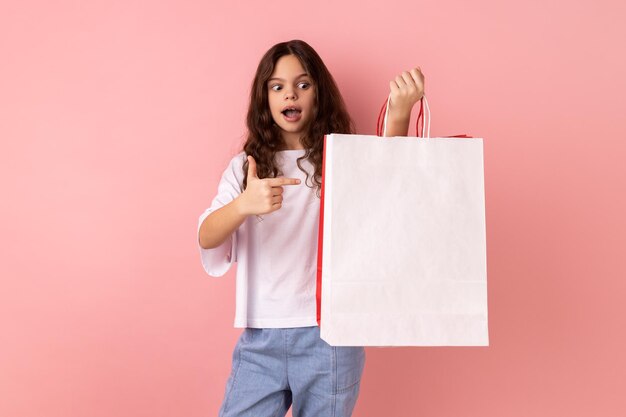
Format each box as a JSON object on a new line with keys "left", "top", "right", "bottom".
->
{"left": 267, "top": 54, "right": 316, "bottom": 144}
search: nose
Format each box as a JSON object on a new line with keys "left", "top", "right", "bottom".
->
{"left": 284, "top": 87, "right": 297, "bottom": 100}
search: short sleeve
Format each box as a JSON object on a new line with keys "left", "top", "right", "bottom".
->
{"left": 197, "top": 152, "right": 246, "bottom": 277}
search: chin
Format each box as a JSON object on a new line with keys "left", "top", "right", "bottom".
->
{"left": 281, "top": 124, "right": 301, "bottom": 132}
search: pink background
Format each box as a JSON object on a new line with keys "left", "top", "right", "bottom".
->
{"left": 1, "top": 0, "right": 625, "bottom": 416}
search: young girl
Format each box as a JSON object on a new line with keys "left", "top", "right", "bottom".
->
{"left": 198, "top": 39, "right": 424, "bottom": 417}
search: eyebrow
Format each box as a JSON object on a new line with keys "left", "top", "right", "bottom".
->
{"left": 267, "top": 73, "right": 310, "bottom": 82}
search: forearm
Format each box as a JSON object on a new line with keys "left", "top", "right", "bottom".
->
{"left": 198, "top": 196, "right": 248, "bottom": 249}
{"left": 383, "top": 113, "right": 411, "bottom": 137}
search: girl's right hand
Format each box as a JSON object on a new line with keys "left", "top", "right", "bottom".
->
{"left": 238, "top": 155, "right": 301, "bottom": 216}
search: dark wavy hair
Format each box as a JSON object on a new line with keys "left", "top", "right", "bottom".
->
{"left": 240, "top": 39, "right": 356, "bottom": 198}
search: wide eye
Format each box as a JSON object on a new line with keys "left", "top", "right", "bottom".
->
{"left": 269, "top": 82, "right": 310, "bottom": 91}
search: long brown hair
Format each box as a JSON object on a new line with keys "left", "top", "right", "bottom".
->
{"left": 241, "top": 39, "right": 356, "bottom": 198}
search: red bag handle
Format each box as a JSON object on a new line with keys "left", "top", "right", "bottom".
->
{"left": 376, "top": 94, "right": 472, "bottom": 138}
{"left": 377, "top": 95, "right": 424, "bottom": 137}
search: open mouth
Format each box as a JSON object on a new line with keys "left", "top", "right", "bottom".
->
{"left": 281, "top": 108, "right": 302, "bottom": 121}
{"left": 282, "top": 108, "right": 302, "bottom": 117}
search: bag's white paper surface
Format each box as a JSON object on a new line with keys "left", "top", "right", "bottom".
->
{"left": 319, "top": 134, "right": 489, "bottom": 347}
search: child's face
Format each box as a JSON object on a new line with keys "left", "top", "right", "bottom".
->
{"left": 267, "top": 54, "right": 316, "bottom": 144}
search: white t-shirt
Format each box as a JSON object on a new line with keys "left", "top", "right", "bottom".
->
{"left": 197, "top": 150, "right": 320, "bottom": 328}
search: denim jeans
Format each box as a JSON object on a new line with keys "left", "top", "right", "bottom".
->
{"left": 218, "top": 325, "right": 366, "bottom": 417}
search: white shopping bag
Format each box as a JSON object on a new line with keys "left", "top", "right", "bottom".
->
{"left": 315, "top": 95, "right": 489, "bottom": 347}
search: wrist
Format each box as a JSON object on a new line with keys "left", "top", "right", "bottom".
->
{"left": 233, "top": 195, "right": 249, "bottom": 217}
{"left": 387, "top": 106, "right": 411, "bottom": 123}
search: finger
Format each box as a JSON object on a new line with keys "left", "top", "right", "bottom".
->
{"left": 272, "top": 186, "right": 284, "bottom": 196}
{"left": 266, "top": 177, "right": 301, "bottom": 186}
{"left": 395, "top": 75, "right": 407, "bottom": 88}
{"left": 271, "top": 195, "right": 283, "bottom": 205}
{"left": 411, "top": 67, "right": 426, "bottom": 86}
{"left": 389, "top": 80, "right": 399, "bottom": 92}
{"left": 409, "top": 68, "right": 422, "bottom": 84}
{"left": 401, "top": 71, "right": 416, "bottom": 88}
{"left": 408, "top": 68, "right": 425, "bottom": 95}
{"left": 247, "top": 155, "right": 258, "bottom": 179}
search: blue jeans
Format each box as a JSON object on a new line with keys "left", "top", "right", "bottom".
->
{"left": 218, "top": 325, "right": 366, "bottom": 417}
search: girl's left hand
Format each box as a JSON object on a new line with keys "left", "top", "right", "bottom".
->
{"left": 388, "top": 67, "right": 425, "bottom": 118}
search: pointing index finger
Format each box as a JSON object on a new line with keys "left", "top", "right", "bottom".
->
{"left": 266, "top": 177, "right": 301, "bottom": 186}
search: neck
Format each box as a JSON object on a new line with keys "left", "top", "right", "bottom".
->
{"left": 279, "top": 132, "right": 305, "bottom": 150}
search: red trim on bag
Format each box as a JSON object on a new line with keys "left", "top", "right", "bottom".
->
{"left": 376, "top": 99, "right": 386, "bottom": 136}
{"left": 416, "top": 98, "right": 424, "bottom": 137}
{"left": 316, "top": 134, "right": 328, "bottom": 327}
